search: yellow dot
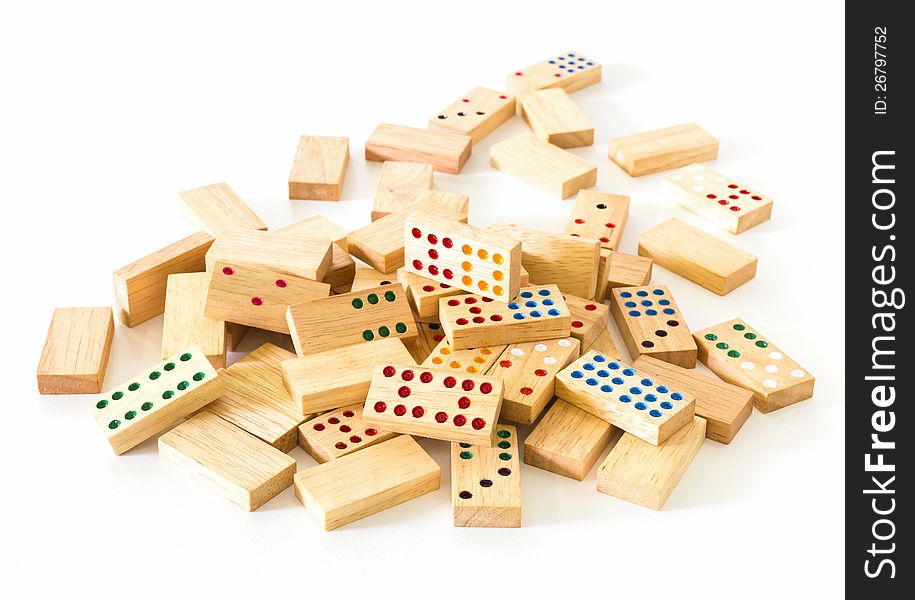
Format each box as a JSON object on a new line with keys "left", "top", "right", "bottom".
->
{"left": 493, "top": 254, "right": 504, "bottom": 265}
{"left": 478, "top": 281, "right": 489, "bottom": 292}
{"left": 493, "top": 285, "right": 504, "bottom": 296}
{"left": 474, "top": 356, "right": 486, "bottom": 364}
{"left": 477, "top": 249, "right": 489, "bottom": 260}
{"left": 493, "top": 270, "right": 504, "bottom": 281}
{"left": 480, "top": 348, "right": 493, "bottom": 355}
{"left": 467, "top": 366, "right": 479, "bottom": 373}
{"left": 450, "top": 361, "right": 462, "bottom": 369}
{"left": 462, "top": 244, "right": 472, "bottom": 255}
{"left": 462, "top": 275, "right": 472, "bottom": 286}
{"left": 462, "top": 261, "right": 472, "bottom": 272}
{"left": 440, "top": 347, "right": 451, "bottom": 355}
{"left": 432, "top": 357, "right": 443, "bottom": 364}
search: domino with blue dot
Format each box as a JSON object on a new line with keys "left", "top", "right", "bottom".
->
{"left": 608, "top": 285, "right": 697, "bottom": 368}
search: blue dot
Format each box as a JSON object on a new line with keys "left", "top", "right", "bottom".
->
{"left": 571, "top": 371, "right": 583, "bottom": 379}
{"left": 530, "top": 310, "right": 542, "bottom": 318}
{"left": 671, "top": 393, "right": 684, "bottom": 401}
{"left": 538, "top": 289, "right": 551, "bottom": 296}
{"left": 586, "top": 378, "right": 598, "bottom": 386}
{"left": 593, "top": 355, "right": 606, "bottom": 362}
{"left": 558, "top": 56, "right": 566, "bottom": 61}
{"left": 583, "top": 363, "right": 595, "bottom": 371}
{"left": 641, "top": 300, "right": 653, "bottom": 307}
{"left": 548, "top": 60, "right": 556, "bottom": 64}
{"left": 622, "top": 368, "right": 636, "bottom": 377}
{"left": 600, "top": 385, "right": 613, "bottom": 393}
{"left": 608, "top": 362, "right": 620, "bottom": 370}
{"left": 568, "top": 53, "right": 576, "bottom": 56}
{"left": 625, "top": 301, "right": 636, "bottom": 308}
{"left": 657, "top": 386, "right": 669, "bottom": 394}
{"left": 629, "top": 387, "right": 642, "bottom": 395}
{"left": 521, "top": 291, "right": 533, "bottom": 298}
{"left": 525, "top": 300, "right": 537, "bottom": 307}
{"left": 659, "top": 299, "right": 671, "bottom": 306}
{"left": 611, "top": 377, "right": 624, "bottom": 385}
{"left": 542, "top": 299, "right": 554, "bottom": 305}
{"left": 663, "top": 308, "right": 675, "bottom": 315}
{"left": 652, "top": 289, "right": 665, "bottom": 295}
{"left": 513, "top": 312, "right": 525, "bottom": 320}
{"left": 660, "top": 401, "right": 673, "bottom": 409}
{"left": 645, "top": 394, "right": 658, "bottom": 402}
{"left": 508, "top": 302, "right": 519, "bottom": 309}
{"left": 587, "top": 61, "right": 594, "bottom": 65}
{"left": 548, "top": 309, "right": 560, "bottom": 316}
{"left": 649, "top": 410, "right": 662, "bottom": 417}
{"left": 620, "top": 291, "right": 632, "bottom": 298}
{"left": 619, "top": 395, "right": 632, "bottom": 403}
{"left": 629, "top": 311, "right": 641, "bottom": 317}
{"left": 636, "top": 291, "right": 648, "bottom": 297}
{"left": 597, "top": 370, "right": 609, "bottom": 378}
{"left": 634, "top": 402, "right": 647, "bottom": 410}
{"left": 641, "top": 378, "right": 653, "bottom": 386}
{"left": 646, "top": 310, "right": 658, "bottom": 316}
{"left": 578, "top": 65, "right": 585, "bottom": 69}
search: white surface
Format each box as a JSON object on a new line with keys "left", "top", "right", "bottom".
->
{"left": 0, "top": 1, "right": 845, "bottom": 597}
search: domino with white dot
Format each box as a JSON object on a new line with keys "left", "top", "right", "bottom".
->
{"left": 664, "top": 164, "right": 773, "bottom": 234}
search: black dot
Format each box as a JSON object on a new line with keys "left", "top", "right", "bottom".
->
{"left": 596, "top": 203, "right": 607, "bottom": 209}
{"left": 641, "top": 340, "right": 655, "bottom": 348}
{"left": 459, "top": 490, "right": 472, "bottom": 499}
{"left": 480, "top": 479, "right": 493, "bottom": 488}
{"left": 437, "top": 115, "right": 447, "bottom": 119}
{"left": 476, "top": 111, "right": 485, "bottom": 115}
{"left": 667, "top": 320, "right": 679, "bottom": 327}
{"left": 457, "top": 112, "right": 467, "bottom": 117}
{"left": 380, "top": 280, "right": 391, "bottom": 285}
{"left": 498, "top": 468, "right": 512, "bottom": 476}
{"left": 655, "top": 330, "right": 668, "bottom": 337}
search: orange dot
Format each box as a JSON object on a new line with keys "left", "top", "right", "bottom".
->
{"left": 477, "top": 249, "right": 489, "bottom": 260}
{"left": 493, "top": 254, "right": 504, "bottom": 265}
{"left": 432, "top": 357, "right": 443, "bottom": 364}
{"left": 480, "top": 348, "right": 493, "bottom": 355}
{"left": 493, "top": 285, "right": 504, "bottom": 296}
{"left": 462, "top": 244, "right": 472, "bottom": 255}
{"left": 493, "top": 270, "right": 504, "bottom": 281}
{"left": 440, "top": 347, "right": 451, "bottom": 355}
{"left": 462, "top": 261, "right": 473, "bottom": 272}
{"left": 474, "top": 356, "right": 486, "bottom": 364}
{"left": 477, "top": 281, "right": 489, "bottom": 292}
{"left": 467, "top": 366, "right": 479, "bottom": 373}
{"left": 462, "top": 275, "right": 472, "bottom": 286}
{"left": 450, "top": 361, "right": 462, "bottom": 369}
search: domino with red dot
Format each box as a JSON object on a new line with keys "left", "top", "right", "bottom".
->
{"left": 507, "top": 51, "right": 602, "bottom": 98}
{"left": 664, "top": 164, "right": 773, "bottom": 234}
{"left": 563, "top": 293, "right": 610, "bottom": 353}
{"left": 563, "top": 190, "right": 629, "bottom": 250}
{"left": 298, "top": 403, "right": 397, "bottom": 463}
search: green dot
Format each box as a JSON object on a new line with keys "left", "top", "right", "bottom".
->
{"left": 163, "top": 362, "right": 176, "bottom": 371}
{"left": 162, "top": 390, "right": 174, "bottom": 400}
{"left": 727, "top": 350, "right": 740, "bottom": 358}
{"left": 459, "top": 443, "right": 472, "bottom": 448}
{"left": 497, "top": 441, "right": 511, "bottom": 449}
{"left": 111, "top": 391, "right": 123, "bottom": 401}
{"left": 149, "top": 371, "right": 161, "bottom": 380}
{"left": 755, "top": 340, "right": 769, "bottom": 348}
{"left": 128, "top": 382, "right": 140, "bottom": 392}
{"left": 362, "top": 330, "right": 374, "bottom": 341}
{"left": 180, "top": 353, "right": 192, "bottom": 362}
{"left": 108, "top": 420, "right": 120, "bottom": 430}
{"left": 704, "top": 333, "right": 718, "bottom": 341}
{"left": 716, "top": 342, "right": 729, "bottom": 350}
{"left": 124, "top": 410, "right": 137, "bottom": 420}
{"left": 367, "top": 293, "right": 379, "bottom": 305}
{"left": 733, "top": 323, "right": 746, "bottom": 331}
{"left": 96, "top": 400, "right": 108, "bottom": 409}
{"left": 498, "top": 452, "right": 513, "bottom": 461}
{"left": 459, "top": 451, "right": 473, "bottom": 460}
{"left": 378, "top": 326, "right": 390, "bottom": 337}
{"left": 395, "top": 322, "right": 407, "bottom": 334}
{"left": 193, "top": 372, "right": 205, "bottom": 382}
{"left": 384, "top": 291, "right": 396, "bottom": 302}
{"left": 177, "top": 381, "right": 189, "bottom": 391}
{"left": 744, "top": 332, "right": 757, "bottom": 340}
{"left": 352, "top": 298, "right": 363, "bottom": 309}
{"left": 496, "top": 430, "right": 511, "bottom": 439}
{"left": 141, "top": 402, "right": 153, "bottom": 411}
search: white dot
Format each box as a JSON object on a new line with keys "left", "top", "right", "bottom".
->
{"left": 534, "top": 344, "right": 547, "bottom": 352}
{"left": 714, "top": 176, "right": 726, "bottom": 182}
{"left": 763, "top": 379, "right": 778, "bottom": 389}
{"left": 692, "top": 174, "right": 705, "bottom": 181}
{"left": 741, "top": 361, "right": 755, "bottom": 370}
{"left": 558, "top": 339, "right": 572, "bottom": 347}
{"left": 768, "top": 352, "right": 783, "bottom": 360}
{"left": 671, "top": 174, "right": 683, "bottom": 181}
{"left": 765, "top": 364, "right": 778, "bottom": 374}
{"left": 692, "top": 185, "right": 704, "bottom": 192}
{"left": 510, "top": 348, "right": 525, "bottom": 357}
{"left": 791, "top": 369, "right": 806, "bottom": 378}
{"left": 543, "top": 356, "right": 557, "bottom": 365}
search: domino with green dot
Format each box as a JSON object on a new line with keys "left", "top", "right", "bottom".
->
{"left": 451, "top": 424, "right": 521, "bottom": 528}
{"left": 91, "top": 345, "right": 223, "bottom": 455}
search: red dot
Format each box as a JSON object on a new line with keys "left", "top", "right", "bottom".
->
{"left": 443, "top": 238, "right": 453, "bottom": 248}
{"left": 448, "top": 299, "right": 460, "bottom": 307}
{"left": 441, "top": 284, "right": 451, "bottom": 289}
{"left": 468, "top": 306, "right": 481, "bottom": 314}
{"left": 443, "top": 269, "right": 454, "bottom": 279}
{"left": 394, "top": 404, "right": 407, "bottom": 416}
{"left": 374, "top": 402, "right": 387, "bottom": 413}
{"left": 574, "top": 218, "right": 585, "bottom": 224}
{"left": 482, "top": 297, "right": 494, "bottom": 302}
{"left": 313, "top": 423, "right": 325, "bottom": 431}
{"left": 499, "top": 360, "right": 512, "bottom": 368}
{"left": 462, "top": 99, "right": 470, "bottom": 103}
{"left": 465, "top": 297, "right": 477, "bottom": 304}
{"left": 472, "top": 316, "right": 485, "bottom": 324}
{"left": 335, "top": 442, "right": 347, "bottom": 450}
{"left": 412, "top": 259, "right": 423, "bottom": 270}
{"left": 429, "top": 265, "right": 439, "bottom": 276}
{"left": 730, "top": 206, "right": 741, "bottom": 212}
{"left": 554, "top": 73, "right": 561, "bottom": 77}
{"left": 719, "top": 200, "right": 729, "bottom": 205}
{"left": 428, "top": 233, "right": 438, "bottom": 244}
{"left": 221, "top": 266, "right": 234, "bottom": 275}
{"left": 411, "top": 228, "right": 422, "bottom": 238}
{"left": 520, "top": 387, "right": 533, "bottom": 395}
{"left": 444, "top": 376, "right": 456, "bottom": 388}
{"left": 457, "top": 318, "right": 469, "bottom": 325}
{"left": 328, "top": 417, "right": 340, "bottom": 424}
{"left": 728, "top": 184, "right": 738, "bottom": 189}
{"left": 423, "top": 285, "right": 435, "bottom": 292}
{"left": 570, "top": 233, "right": 581, "bottom": 237}
{"left": 343, "top": 410, "right": 355, "bottom": 417}
{"left": 499, "top": 95, "right": 507, "bottom": 99}
{"left": 453, "top": 414, "right": 467, "bottom": 426}
{"left": 740, "top": 189, "right": 750, "bottom": 194}
{"left": 605, "top": 223, "right": 616, "bottom": 228}
{"left": 350, "top": 435, "right": 362, "bottom": 443}
{"left": 420, "top": 372, "right": 433, "bottom": 383}
{"left": 275, "top": 279, "right": 287, "bottom": 288}
{"left": 428, "top": 249, "right": 439, "bottom": 260}
{"left": 480, "top": 382, "right": 493, "bottom": 394}
{"left": 491, "top": 315, "right": 502, "bottom": 322}
{"left": 585, "top": 304, "right": 597, "bottom": 311}
{"left": 515, "top": 72, "right": 523, "bottom": 76}
{"left": 251, "top": 296, "right": 263, "bottom": 306}
{"left": 462, "top": 379, "right": 475, "bottom": 391}
{"left": 435, "top": 411, "right": 448, "bottom": 423}
{"left": 401, "top": 370, "right": 414, "bottom": 381}
{"left": 729, "top": 195, "right": 739, "bottom": 200}
{"left": 458, "top": 396, "right": 471, "bottom": 409}
{"left": 433, "top": 334, "right": 444, "bottom": 342}
{"left": 572, "top": 320, "right": 584, "bottom": 328}
{"left": 412, "top": 406, "right": 425, "bottom": 418}
{"left": 340, "top": 424, "right": 352, "bottom": 433}
{"left": 534, "top": 369, "right": 548, "bottom": 377}
{"left": 365, "top": 428, "right": 378, "bottom": 436}
{"left": 706, "top": 194, "right": 717, "bottom": 199}
{"left": 398, "top": 386, "right": 411, "bottom": 398}
{"left": 471, "top": 418, "right": 486, "bottom": 430}
{"left": 599, "top": 237, "right": 610, "bottom": 243}
{"left": 383, "top": 366, "right": 396, "bottom": 377}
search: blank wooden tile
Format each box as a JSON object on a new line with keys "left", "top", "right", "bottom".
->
{"left": 206, "top": 228, "right": 333, "bottom": 282}
{"left": 179, "top": 182, "right": 267, "bottom": 235}
{"left": 277, "top": 215, "right": 349, "bottom": 251}
{"left": 37, "top": 307, "right": 114, "bottom": 395}
{"left": 524, "top": 399, "right": 613, "bottom": 480}
{"left": 372, "top": 161, "right": 434, "bottom": 221}
{"left": 608, "top": 123, "right": 719, "bottom": 177}
{"left": 605, "top": 251, "right": 653, "bottom": 291}
{"left": 490, "top": 135, "right": 597, "bottom": 199}
{"left": 163, "top": 273, "right": 227, "bottom": 369}
{"left": 365, "top": 124, "right": 471, "bottom": 174}
{"left": 288, "top": 135, "right": 349, "bottom": 200}
{"left": 519, "top": 88, "right": 593, "bottom": 148}
{"left": 275, "top": 218, "right": 354, "bottom": 292}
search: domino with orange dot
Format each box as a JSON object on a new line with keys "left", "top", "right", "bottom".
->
{"left": 421, "top": 338, "right": 505, "bottom": 375}
{"left": 362, "top": 363, "right": 504, "bottom": 446}
{"left": 487, "top": 337, "right": 580, "bottom": 424}
{"left": 439, "top": 285, "right": 572, "bottom": 350}
{"left": 609, "top": 285, "right": 697, "bottom": 368}
{"left": 204, "top": 262, "right": 331, "bottom": 334}
{"left": 665, "top": 164, "right": 774, "bottom": 233}
{"left": 429, "top": 87, "right": 516, "bottom": 144}
{"left": 563, "top": 293, "right": 610, "bottom": 353}
{"left": 564, "top": 190, "right": 630, "bottom": 251}
{"left": 298, "top": 403, "right": 398, "bottom": 463}
{"left": 555, "top": 350, "right": 696, "bottom": 446}
{"left": 398, "top": 266, "right": 531, "bottom": 319}
{"left": 507, "top": 51, "right": 602, "bottom": 98}
{"left": 693, "top": 318, "right": 815, "bottom": 413}
{"left": 452, "top": 424, "right": 521, "bottom": 528}
{"left": 408, "top": 321, "right": 447, "bottom": 364}
{"left": 405, "top": 212, "right": 522, "bottom": 302}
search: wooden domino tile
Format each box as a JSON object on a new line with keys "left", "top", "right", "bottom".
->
{"left": 693, "top": 318, "right": 815, "bottom": 413}
{"left": 589, "top": 328, "right": 621, "bottom": 359}
{"left": 286, "top": 283, "right": 417, "bottom": 357}
{"left": 362, "top": 363, "right": 504, "bottom": 446}
{"left": 428, "top": 87, "right": 516, "bottom": 144}
{"left": 365, "top": 123, "right": 472, "bottom": 174}
{"left": 408, "top": 321, "right": 447, "bottom": 364}
{"left": 159, "top": 410, "right": 296, "bottom": 511}
{"left": 277, "top": 214, "right": 349, "bottom": 251}
{"left": 206, "top": 228, "right": 333, "bottom": 282}
{"left": 555, "top": 350, "right": 696, "bottom": 446}
{"left": 37, "top": 307, "right": 114, "bottom": 395}
{"left": 563, "top": 294, "right": 610, "bottom": 353}
{"left": 597, "top": 416, "right": 706, "bottom": 510}
{"left": 206, "top": 344, "right": 306, "bottom": 452}
{"left": 347, "top": 194, "right": 468, "bottom": 273}
{"left": 275, "top": 218, "right": 354, "bottom": 293}
{"left": 665, "top": 164, "right": 774, "bottom": 234}
{"left": 638, "top": 218, "right": 757, "bottom": 296}
{"left": 288, "top": 135, "right": 349, "bottom": 200}
{"left": 593, "top": 249, "right": 610, "bottom": 302}
{"left": 113, "top": 231, "right": 214, "bottom": 327}
{"left": 439, "top": 285, "right": 572, "bottom": 350}
{"left": 204, "top": 262, "right": 330, "bottom": 333}
{"left": 524, "top": 399, "right": 614, "bottom": 480}
{"left": 179, "top": 182, "right": 267, "bottom": 236}
{"left": 507, "top": 51, "right": 601, "bottom": 97}
{"left": 281, "top": 337, "right": 414, "bottom": 415}
{"left": 490, "top": 135, "right": 597, "bottom": 199}
{"left": 608, "top": 123, "right": 719, "bottom": 177}
{"left": 633, "top": 355, "right": 753, "bottom": 444}
{"left": 91, "top": 345, "right": 223, "bottom": 455}
{"left": 487, "top": 337, "right": 580, "bottom": 425}
{"left": 606, "top": 251, "right": 653, "bottom": 291}
{"left": 372, "top": 161, "right": 434, "bottom": 221}
{"left": 294, "top": 434, "right": 440, "bottom": 530}
{"left": 405, "top": 212, "right": 522, "bottom": 301}
{"left": 163, "top": 273, "right": 227, "bottom": 369}
{"left": 519, "top": 88, "right": 593, "bottom": 148}
{"left": 452, "top": 424, "right": 521, "bottom": 528}
{"left": 350, "top": 266, "right": 398, "bottom": 293}
{"left": 298, "top": 403, "right": 398, "bottom": 463}
{"left": 398, "top": 266, "right": 529, "bottom": 319}
{"left": 564, "top": 190, "right": 630, "bottom": 250}
{"left": 608, "top": 285, "right": 697, "bottom": 368}
{"left": 421, "top": 338, "right": 505, "bottom": 375}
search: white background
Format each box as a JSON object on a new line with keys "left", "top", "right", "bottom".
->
{"left": 0, "top": 1, "right": 845, "bottom": 597}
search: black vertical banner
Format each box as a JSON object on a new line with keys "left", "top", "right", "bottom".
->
{"left": 847, "top": 2, "right": 909, "bottom": 595}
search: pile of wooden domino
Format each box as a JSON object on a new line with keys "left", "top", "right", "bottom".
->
{"left": 36, "top": 52, "right": 814, "bottom": 530}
